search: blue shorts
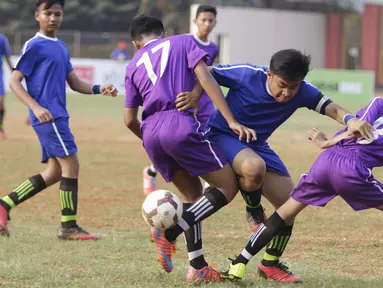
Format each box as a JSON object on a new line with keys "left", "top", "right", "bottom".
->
{"left": 0, "top": 73, "right": 5, "bottom": 96}
{"left": 33, "top": 118, "right": 77, "bottom": 163}
{"left": 208, "top": 131, "right": 290, "bottom": 177}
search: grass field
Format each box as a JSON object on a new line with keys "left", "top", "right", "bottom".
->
{"left": 0, "top": 93, "right": 382, "bottom": 288}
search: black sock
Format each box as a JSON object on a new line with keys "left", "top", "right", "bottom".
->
{"left": 262, "top": 224, "right": 294, "bottom": 267}
{"left": 0, "top": 109, "right": 4, "bottom": 131}
{"left": 233, "top": 212, "right": 286, "bottom": 265}
{"left": 0, "top": 174, "right": 47, "bottom": 211}
{"left": 183, "top": 203, "right": 208, "bottom": 270}
{"left": 240, "top": 186, "right": 262, "bottom": 208}
{"left": 165, "top": 187, "right": 228, "bottom": 242}
{"left": 60, "top": 177, "right": 78, "bottom": 229}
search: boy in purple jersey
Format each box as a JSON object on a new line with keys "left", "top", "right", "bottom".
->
{"left": 222, "top": 97, "right": 383, "bottom": 281}
{"left": 142, "top": 5, "right": 219, "bottom": 195}
{"left": 0, "top": 33, "right": 13, "bottom": 139}
{"left": 0, "top": 0, "right": 117, "bottom": 240}
{"left": 124, "top": 15, "right": 255, "bottom": 282}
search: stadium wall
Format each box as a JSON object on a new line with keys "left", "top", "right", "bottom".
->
{"left": 190, "top": 5, "right": 326, "bottom": 68}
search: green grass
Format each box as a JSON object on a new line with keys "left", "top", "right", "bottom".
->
{"left": 0, "top": 93, "right": 382, "bottom": 287}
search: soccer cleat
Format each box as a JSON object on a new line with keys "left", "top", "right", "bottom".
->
{"left": 186, "top": 265, "right": 223, "bottom": 282}
{"left": 221, "top": 262, "right": 246, "bottom": 280}
{"left": 151, "top": 228, "right": 176, "bottom": 273}
{"left": 143, "top": 166, "right": 156, "bottom": 195}
{"left": 56, "top": 225, "right": 100, "bottom": 240}
{"left": 0, "top": 130, "right": 7, "bottom": 140}
{"left": 0, "top": 205, "right": 9, "bottom": 236}
{"left": 258, "top": 263, "right": 303, "bottom": 283}
{"left": 149, "top": 231, "right": 177, "bottom": 253}
{"left": 246, "top": 205, "right": 267, "bottom": 232}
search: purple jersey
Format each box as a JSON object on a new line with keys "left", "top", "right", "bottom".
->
{"left": 125, "top": 35, "right": 208, "bottom": 121}
{"left": 189, "top": 34, "right": 219, "bottom": 66}
{"left": 332, "top": 97, "right": 383, "bottom": 168}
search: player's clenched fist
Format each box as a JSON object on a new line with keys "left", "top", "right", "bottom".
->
{"left": 32, "top": 105, "right": 53, "bottom": 123}
{"left": 101, "top": 84, "right": 118, "bottom": 97}
{"left": 228, "top": 121, "right": 257, "bottom": 143}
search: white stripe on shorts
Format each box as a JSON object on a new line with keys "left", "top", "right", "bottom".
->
{"left": 52, "top": 122, "right": 69, "bottom": 156}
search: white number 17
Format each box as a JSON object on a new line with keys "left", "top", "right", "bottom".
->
{"left": 136, "top": 40, "right": 170, "bottom": 85}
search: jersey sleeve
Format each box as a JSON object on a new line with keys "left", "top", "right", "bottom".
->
{"left": 65, "top": 46, "right": 74, "bottom": 75}
{"left": 358, "top": 97, "right": 383, "bottom": 124}
{"left": 125, "top": 73, "right": 142, "bottom": 108}
{"left": 14, "top": 42, "right": 39, "bottom": 78}
{"left": 299, "top": 82, "right": 333, "bottom": 115}
{"left": 184, "top": 36, "right": 208, "bottom": 70}
{"left": 211, "top": 64, "right": 246, "bottom": 89}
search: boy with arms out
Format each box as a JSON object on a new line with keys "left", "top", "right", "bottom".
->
{"left": 142, "top": 4, "right": 219, "bottom": 195}
{"left": 0, "top": 0, "right": 117, "bottom": 240}
{"left": 222, "top": 96, "right": 383, "bottom": 280}
{"left": 124, "top": 15, "right": 255, "bottom": 281}
{"left": 177, "top": 49, "right": 372, "bottom": 282}
{"left": 0, "top": 33, "right": 13, "bottom": 139}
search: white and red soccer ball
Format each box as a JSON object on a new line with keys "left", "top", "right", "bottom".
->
{"left": 142, "top": 190, "right": 183, "bottom": 229}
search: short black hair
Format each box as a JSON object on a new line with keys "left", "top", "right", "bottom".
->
{"left": 196, "top": 5, "right": 217, "bottom": 18}
{"left": 269, "top": 49, "right": 311, "bottom": 81}
{"left": 130, "top": 14, "right": 165, "bottom": 41}
{"left": 36, "top": 0, "right": 65, "bottom": 9}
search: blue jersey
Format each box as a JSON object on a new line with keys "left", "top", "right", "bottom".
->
{"left": 0, "top": 33, "right": 11, "bottom": 73}
{"left": 209, "top": 64, "right": 331, "bottom": 144}
{"left": 14, "top": 33, "right": 73, "bottom": 126}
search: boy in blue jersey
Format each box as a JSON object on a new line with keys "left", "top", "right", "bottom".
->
{"left": 0, "top": 0, "right": 117, "bottom": 240}
{"left": 177, "top": 49, "right": 373, "bottom": 283}
{"left": 0, "top": 33, "right": 13, "bottom": 139}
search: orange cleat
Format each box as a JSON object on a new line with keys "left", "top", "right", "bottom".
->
{"left": 186, "top": 265, "right": 223, "bottom": 282}
{"left": 258, "top": 263, "right": 303, "bottom": 283}
{"left": 56, "top": 225, "right": 100, "bottom": 240}
{"left": 151, "top": 228, "right": 176, "bottom": 273}
{"left": 0, "top": 205, "right": 9, "bottom": 236}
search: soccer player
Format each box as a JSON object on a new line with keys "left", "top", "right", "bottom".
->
{"left": 0, "top": 0, "right": 117, "bottom": 240}
{"left": 176, "top": 49, "right": 373, "bottom": 282}
{"left": 222, "top": 96, "right": 383, "bottom": 280}
{"left": 124, "top": 15, "right": 255, "bottom": 281}
{"left": 142, "top": 4, "right": 219, "bottom": 195}
{"left": 0, "top": 33, "right": 13, "bottom": 139}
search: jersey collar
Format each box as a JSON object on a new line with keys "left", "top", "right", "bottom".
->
{"left": 143, "top": 39, "right": 159, "bottom": 47}
{"left": 265, "top": 79, "right": 273, "bottom": 97}
{"left": 193, "top": 34, "right": 211, "bottom": 46}
{"left": 36, "top": 32, "right": 58, "bottom": 41}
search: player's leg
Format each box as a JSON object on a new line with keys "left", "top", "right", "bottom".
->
{"left": 0, "top": 93, "right": 6, "bottom": 138}
{"left": 377, "top": 205, "right": 383, "bottom": 211}
{"left": 0, "top": 157, "right": 61, "bottom": 236}
{"left": 143, "top": 163, "right": 157, "bottom": 195}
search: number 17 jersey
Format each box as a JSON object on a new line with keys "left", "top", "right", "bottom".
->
{"left": 124, "top": 35, "right": 208, "bottom": 121}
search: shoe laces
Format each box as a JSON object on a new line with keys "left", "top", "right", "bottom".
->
{"left": 277, "top": 262, "right": 293, "bottom": 275}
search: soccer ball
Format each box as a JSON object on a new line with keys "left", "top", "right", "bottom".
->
{"left": 142, "top": 190, "right": 183, "bottom": 230}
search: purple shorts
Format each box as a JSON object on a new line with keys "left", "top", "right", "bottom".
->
{"left": 141, "top": 110, "right": 227, "bottom": 182}
{"left": 291, "top": 147, "right": 383, "bottom": 211}
{"left": 196, "top": 93, "right": 214, "bottom": 133}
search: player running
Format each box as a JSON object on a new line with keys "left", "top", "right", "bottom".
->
{"left": 124, "top": 15, "right": 255, "bottom": 282}
{"left": 222, "top": 96, "right": 383, "bottom": 281}
{"left": 0, "top": 32, "right": 13, "bottom": 139}
{"left": 0, "top": 0, "right": 117, "bottom": 240}
{"left": 176, "top": 49, "right": 373, "bottom": 282}
{"left": 142, "top": 4, "right": 219, "bottom": 195}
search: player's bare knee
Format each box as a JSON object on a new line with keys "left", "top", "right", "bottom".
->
{"left": 242, "top": 159, "right": 266, "bottom": 187}
{"left": 58, "top": 154, "right": 80, "bottom": 178}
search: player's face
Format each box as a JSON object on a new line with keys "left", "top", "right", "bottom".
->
{"left": 35, "top": 4, "right": 63, "bottom": 34}
{"left": 194, "top": 12, "right": 216, "bottom": 36}
{"left": 267, "top": 71, "right": 302, "bottom": 103}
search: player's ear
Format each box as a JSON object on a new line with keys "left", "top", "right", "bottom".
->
{"left": 35, "top": 10, "right": 40, "bottom": 21}
{"left": 266, "top": 69, "right": 272, "bottom": 78}
{"left": 193, "top": 18, "right": 198, "bottom": 25}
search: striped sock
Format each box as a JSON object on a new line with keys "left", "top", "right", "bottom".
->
{"left": 165, "top": 187, "right": 228, "bottom": 242}
{"left": 0, "top": 174, "right": 46, "bottom": 211}
{"left": 60, "top": 177, "right": 78, "bottom": 228}
{"left": 262, "top": 225, "right": 293, "bottom": 266}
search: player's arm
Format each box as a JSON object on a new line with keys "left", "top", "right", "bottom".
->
{"left": 66, "top": 71, "right": 117, "bottom": 96}
{"left": 124, "top": 107, "right": 141, "bottom": 139}
{"left": 193, "top": 60, "right": 256, "bottom": 142}
{"left": 308, "top": 127, "right": 357, "bottom": 149}
{"left": 9, "top": 70, "right": 53, "bottom": 123}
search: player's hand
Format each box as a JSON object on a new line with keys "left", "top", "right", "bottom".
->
{"left": 32, "top": 105, "right": 53, "bottom": 123}
{"left": 308, "top": 127, "right": 328, "bottom": 149}
{"left": 228, "top": 121, "right": 257, "bottom": 143}
{"left": 175, "top": 91, "right": 200, "bottom": 111}
{"left": 100, "top": 84, "right": 118, "bottom": 97}
{"left": 347, "top": 118, "right": 373, "bottom": 140}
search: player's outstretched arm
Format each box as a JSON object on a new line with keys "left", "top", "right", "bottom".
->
{"left": 10, "top": 70, "right": 53, "bottom": 123}
{"left": 308, "top": 127, "right": 356, "bottom": 149}
{"left": 124, "top": 107, "right": 142, "bottom": 139}
{"left": 67, "top": 71, "right": 118, "bottom": 97}
{"left": 193, "top": 60, "right": 256, "bottom": 143}
{"left": 325, "top": 102, "right": 373, "bottom": 140}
